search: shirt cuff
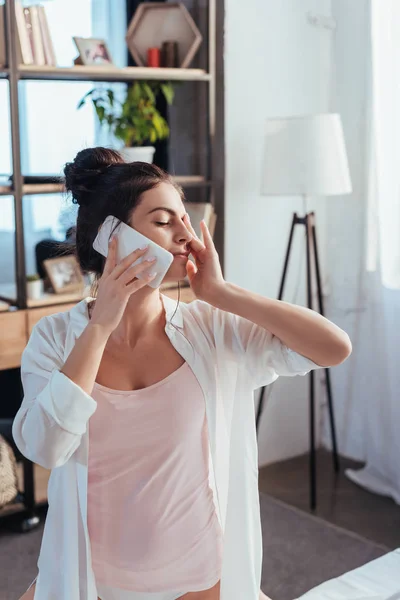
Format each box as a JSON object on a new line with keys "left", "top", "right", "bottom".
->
{"left": 284, "top": 346, "right": 325, "bottom": 375}
{"left": 37, "top": 369, "right": 97, "bottom": 435}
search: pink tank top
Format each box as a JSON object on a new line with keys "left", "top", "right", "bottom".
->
{"left": 87, "top": 362, "right": 223, "bottom": 593}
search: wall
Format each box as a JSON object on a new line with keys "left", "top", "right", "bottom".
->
{"left": 224, "top": 0, "right": 334, "bottom": 465}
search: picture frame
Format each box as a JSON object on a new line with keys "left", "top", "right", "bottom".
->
{"left": 73, "top": 36, "right": 114, "bottom": 66}
{"left": 43, "top": 255, "right": 85, "bottom": 294}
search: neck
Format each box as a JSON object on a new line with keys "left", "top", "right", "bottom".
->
{"left": 109, "top": 287, "right": 165, "bottom": 347}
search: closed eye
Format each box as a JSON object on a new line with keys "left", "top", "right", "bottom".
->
{"left": 155, "top": 221, "right": 170, "bottom": 226}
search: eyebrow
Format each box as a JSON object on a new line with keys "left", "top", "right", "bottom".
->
{"left": 147, "top": 207, "right": 184, "bottom": 217}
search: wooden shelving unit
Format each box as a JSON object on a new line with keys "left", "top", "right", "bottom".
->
{"left": 2, "top": 0, "right": 217, "bottom": 310}
{"left": 0, "top": 0, "right": 219, "bottom": 532}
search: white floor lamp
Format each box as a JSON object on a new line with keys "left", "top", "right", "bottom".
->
{"left": 257, "top": 113, "right": 352, "bottom": 510}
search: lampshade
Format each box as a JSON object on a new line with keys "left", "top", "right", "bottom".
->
{"left": 261, "top": 113, "right": 352, "bottom": 196}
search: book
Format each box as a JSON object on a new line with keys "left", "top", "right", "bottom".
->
{"left": 0, "top": 5, "right": 5, "bottom": 67}
{"left": 22, "top": 7, "right": 34, "bottom": 62}
{"left": 28, "top": 6, "right": 46, "bottom": 66}
{"left": 37, "top": 6, "right": 56, "bottom": 66}
{"left": 15, "top": 2, "right": 34, "bottom": 65}
{"left": 0, "top": 5, "right": 26, "bottom": 66}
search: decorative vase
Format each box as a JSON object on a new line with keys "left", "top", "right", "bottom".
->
{"left": 27, "top": 279, "right": 44, "bottom": 300}
{"left": 119, "top": 146, "right": 156, "bottom": 164}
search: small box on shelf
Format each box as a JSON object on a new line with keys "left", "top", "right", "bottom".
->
{"left": 126, "top": 3, "right": 203, "bottom": 69}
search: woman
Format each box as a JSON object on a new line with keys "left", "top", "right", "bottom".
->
{"left": 14, "top": 147, "right": 351, "bottom": 600}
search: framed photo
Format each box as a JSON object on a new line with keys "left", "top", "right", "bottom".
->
{"left": 73, "top": 37, "right": 113, "bottom": 66}
{"left": 43, "top": 255, "right": 85, "bottom": 294}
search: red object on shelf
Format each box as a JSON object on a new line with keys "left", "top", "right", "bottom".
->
{"left": 147, "top": 47, "right": 160, "bottom": 67}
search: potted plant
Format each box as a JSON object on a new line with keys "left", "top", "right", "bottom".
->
{"left": 77, "top": 81, "right": 175, "bottom": 163}
{"left": 26, "top": 274, "right": 44, "bottom": 300}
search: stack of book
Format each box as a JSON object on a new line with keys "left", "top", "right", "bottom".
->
{"left": 0, "top": 2, "right": 56, "bottom": 67}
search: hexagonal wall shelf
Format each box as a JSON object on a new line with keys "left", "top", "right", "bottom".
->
{"left": 126, "top": 3, "right": 203, "bottom": 69}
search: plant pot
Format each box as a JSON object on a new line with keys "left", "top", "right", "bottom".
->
{"left": 26, "top": 279, "right": 44, "bottom": 300}
{"left": 119, "top": 146, "right": 156, "bottom": 164}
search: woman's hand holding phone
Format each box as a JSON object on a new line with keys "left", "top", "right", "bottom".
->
{"left": 89, "top": 237, "right": 157, "bottom": 337}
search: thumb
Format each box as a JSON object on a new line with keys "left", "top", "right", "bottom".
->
{"left": 186, "top": 259, "right": 197, "bottom": 283}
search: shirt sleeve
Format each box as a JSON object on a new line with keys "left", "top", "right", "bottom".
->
{"left": 228, "top": 312, "right": 325, "bottom": 388}
{"left": 12, "top": 314, "right": 97, "bottom": 470}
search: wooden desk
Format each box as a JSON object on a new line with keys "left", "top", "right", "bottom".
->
{"left": 0, "top": 311, "right": 27, "bottom": 370}
{"left": 0, "top": 285, "right": 195, "bottom": 370}
{"left": 0, "top": 282, "right": 90, "bottom": 307}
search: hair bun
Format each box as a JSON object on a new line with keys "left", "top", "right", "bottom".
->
{"left": 64, "top": 147, "right": 124, "bottom": 207}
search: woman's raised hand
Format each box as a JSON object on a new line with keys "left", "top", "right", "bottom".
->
{"left": 89, "top": 236, "right": 157, "bottom": 336}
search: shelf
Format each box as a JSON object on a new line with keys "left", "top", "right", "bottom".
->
{"left": 1, "top": 176, "right": 210, "bottom": 197}
{"left": 0, "top": 282, "right": 189, "bottom": 309}
{"left": 0, "top": 282, "right": 88, "bottom": 307}
{"left": 172, "top": 176, "right": 211, "bottom": 188}
{"left": 22, "top": 176, "right": 210, "bottom": 195}
{"left": 18, "top": 65, "right": 211, "bottom": 83}
{"left": 0, "top": 185, "right": 12, "bottom": 196}
{"left": 23, "top": 183, "right": 63, "bottom": 195}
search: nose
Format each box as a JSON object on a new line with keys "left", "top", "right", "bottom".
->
{"left": 174, "top": 220, "right": 193, "bottom": 244}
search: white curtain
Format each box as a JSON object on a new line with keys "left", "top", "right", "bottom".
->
{"left": 345, "top": 0, "right": 400, "bottom": 504}
{"left": 365, "top": 0, "right": 400, "bottom": 289}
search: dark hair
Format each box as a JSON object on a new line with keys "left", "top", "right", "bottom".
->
{"left": 64, "top": 146, "right": 184, "bottom": 276}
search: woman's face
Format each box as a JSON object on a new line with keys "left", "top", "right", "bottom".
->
{"left": 129, "top": 182, "right": 193, "bottom": 283}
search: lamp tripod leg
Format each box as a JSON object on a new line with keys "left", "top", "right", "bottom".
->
{"left": 310, "top": 214, "right": 340, "bottom": 473}
{"left": 305, "top": 214, "right": 317, "bottom": 511}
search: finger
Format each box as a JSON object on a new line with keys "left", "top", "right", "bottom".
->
{"left": 111, "top": 245, "right": 150, "bottom": 279}
{"left": 125, "top": 271, "right": 157, "bottom": 293}
{"left": 183, "top": 213, "right": 204, "bottom": 244}
{"left": 183, "top": 214, "right": 205, "bottom": 253}
{"left": 200, "top": 219, "right": 216, "bottom": 251}
{"left": 103, "top": 236, "right": 117, "bottom": 277}
{"left": 188, "top": 250, "right": 202, "bottom": 269}
{"left": 185, "top": 258, "right": 197, "bottom": 283}
{"left": 119, "top": 256, "right": 157, "bottom": 286}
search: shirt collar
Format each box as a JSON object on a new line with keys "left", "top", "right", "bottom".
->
{"left": 160, "top": 292, "right": 184, "bottom": 329}
{"left": 70, "top": 291, "right": 184, "bottom": 333}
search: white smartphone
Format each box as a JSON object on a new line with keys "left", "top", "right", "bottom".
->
{"left": 92, "top": 215, "right": 174, "bottom": 289}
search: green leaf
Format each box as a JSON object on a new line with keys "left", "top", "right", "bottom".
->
{"left": 160, "top": 82, "right": 175, "bottom": 105}
{"left": 107, "top": 89, "right": 114, "bottom": 106}
{"left": 77, "top": 88, "right": 96, "bottom": 109}
{"left": 95, "top": 105, "right": 106, "bottom": 123}
{"left": 142, "top": 82, "right": 155, "bottom": 103}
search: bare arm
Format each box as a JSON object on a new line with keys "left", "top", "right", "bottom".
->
{"left": 210, "top": 282, "right": 352, "bottom": 367}
{"left": 60, "top": 322, "right": 109, "bottom": 395}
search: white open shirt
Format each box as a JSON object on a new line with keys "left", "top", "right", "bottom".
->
{"left": 12, "top": 294, "right": 322, "bottom": 600}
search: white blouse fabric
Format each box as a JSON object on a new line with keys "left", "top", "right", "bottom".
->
{"left": 12, "top": 294, "right": 323, "bottom": 600}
